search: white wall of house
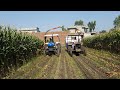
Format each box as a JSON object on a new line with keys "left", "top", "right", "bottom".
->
{"left": 69, "top": 29, "right": 76, "bottom": 33}
{"left": 67, "top": 25, "right": 88, "bottom": 34}
{"left": 20, "top": 30, "right": 37, "bottom": 33}
{"left": 84, "top": 33, "right": 92, "bottom": 37}
{"left": 18, "top": 27, "right": 39, "bottom": 33}
{"left": 67, "top": 26, "right": 98, "bottom": 38}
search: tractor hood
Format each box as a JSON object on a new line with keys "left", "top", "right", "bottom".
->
{"left": 47, "top": 42, "right": 55, "bottom": 47}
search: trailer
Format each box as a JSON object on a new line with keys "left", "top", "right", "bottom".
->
{"left": 65, "top": 32, "right": 86, "bottom": 56}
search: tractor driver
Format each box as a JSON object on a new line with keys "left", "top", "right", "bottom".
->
{"left": 49, "top": 38, "right": 53, "bottom": 42}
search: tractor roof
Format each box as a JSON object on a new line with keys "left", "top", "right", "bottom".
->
{"left": 44, "top": 34, "right": 59, "bottom": 37}
{"left": 67, "top": 33, "right": 84, "bottom": 36}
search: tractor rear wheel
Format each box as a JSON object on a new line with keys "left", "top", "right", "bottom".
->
{"left": 56, "top": 44, "right": 61, "bottom": 57}
{"left": 43, "top": 50, "right": 47, "bottom": 56}
{"left": 43, "top": 45, "right": 47, "bottom": 56}
{"left": 81, "top": 46, "right": 86, "bottom": 56}
{"left": 56, "top": 48, "right": 60, "bottom": 57}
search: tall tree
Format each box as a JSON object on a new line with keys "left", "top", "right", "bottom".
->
{"left": 114, "top": 15, "right": 120, "bottom": 29}
{"left": 74, "top": 20, "right": 84, "bottom": 26}
{"left": 87, "top": 22, "right": 92, "bottom": 32}
{"left": 75, "top": 21, "right": 79, "bottom": 25}
{"left": 82, "top": 27, "right": 88, "bottom": 33}
{"left": 93, "top": 21, "right": 96, "bottom": 31}
{"left": 87, "top": 21, "right": 96, "bottom": 32}
{"left": 0, "top": 26, "right": 3, "bottom": 30}
{"left": 99, "top": 30, "right": 106, "bottom": 33}
{"left": 36, "top": 27, "right": 40, "bottom": 32}
{"left": 61, "top": 25, "right": 67, "bottom": 31}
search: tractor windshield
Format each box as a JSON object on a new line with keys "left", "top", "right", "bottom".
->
{"left": 49, "top": 37, "right": 54, "bottom": 42}
{"left": 44, "top": 34, "right": 60, "bottom": 43}
{"left": 66, "top": 35, "right": 82, "bottom": 43}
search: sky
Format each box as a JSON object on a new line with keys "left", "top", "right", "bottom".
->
{"left": 0, "top": 11, "right": 120, "bottom": 32}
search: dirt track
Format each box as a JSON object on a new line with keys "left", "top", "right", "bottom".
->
{"left": 4, "top": 47, "right": 120, "bottom": 79}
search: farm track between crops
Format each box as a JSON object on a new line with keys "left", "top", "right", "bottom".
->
{"left": 4, "top": 47, "right": 120, "bottom": 79}
{"left": 72, "top": 55, "right": 108, "bottom": 79}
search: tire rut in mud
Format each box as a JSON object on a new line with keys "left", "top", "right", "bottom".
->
{"left": 64, "top": 49, "right": 85, "bottom": 79}
{"left": 35, "top": 55, "right": 58, "bottom": 79}
{"left": 73, "top": 55, "right": 94, "bottom": 79}
{"left": 80, "top": 55, "right": 108, "bottom": 78}
{"left": 85, "top": 48, "right": 120, "bottom": 78}
{"left": 54, "top": 48, "right": 68, "bottom": 79}
{"left": 86, "top": 48, "right": 120, "bottom": 65}
{"left": 73, "top": 55, "right": 108, "bottom": 79}
{"left": 22, "top": 56, "right": 52, "bottom": 79}
{"left": 6, "top": 55, "right": 52, "bottom": 79}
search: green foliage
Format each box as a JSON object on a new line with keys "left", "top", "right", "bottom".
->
{"left": 87, "top": 21, "right": 96, "bottom": 32}
{"left": 61, "top": 25, "right": 67, "bottom": 31}
{"left": 0, "top": 26, "right": 44, "bottom": 77}
{"left": 109, "top": 28, "right": 116, "bottom": 32}
{"left": 36, "top": 27, "right": 40, "bottom": 32}
{"left": 83, "top": 29, "right": 120, "bottom": 53}
{"left": 74, "top": 20, "right": 84, "bottom": 26}
{"left": 114, "top": 15, "right": 120, "bottom": 28}
{"left": 99, "top": 30, "right": 106, "bottom": 33}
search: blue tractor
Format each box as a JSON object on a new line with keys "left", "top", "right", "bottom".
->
{"left": 44, "top": 34, "right": 61, "bottom": 56}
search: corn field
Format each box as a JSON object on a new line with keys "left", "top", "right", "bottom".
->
{"left": 83, "top": 30, "right": 120, "bottom": 53}
{"left": 0, "top": 26, "right": 44, "bottom": 77}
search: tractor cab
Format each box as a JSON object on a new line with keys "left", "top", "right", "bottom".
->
{"left": 47, "top": 38, "right": 55, "bottom": 48}
{"left": 45, "top": 36, "right": 55, "bottom": 47}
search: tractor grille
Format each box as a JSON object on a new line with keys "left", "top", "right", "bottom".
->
{"left": 75, "top": 44, "right": 81, "bottom": 49}
{"left": 48, "top": 46, "right": 54, "bottom": 48}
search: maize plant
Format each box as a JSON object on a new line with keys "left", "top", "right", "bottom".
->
{"left": 83, "top": 30, "right": 120, "bottom": 54}
{"left": 0, "top": 26, "right": 44, "bottom": 77}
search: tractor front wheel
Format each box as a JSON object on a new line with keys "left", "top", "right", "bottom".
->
{"left": 56, "top": 44, "right": 61, "bottom": 57}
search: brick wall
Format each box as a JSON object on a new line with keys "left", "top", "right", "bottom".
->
{"left": 31, "top": 31, "right": 69, "bottom": 45}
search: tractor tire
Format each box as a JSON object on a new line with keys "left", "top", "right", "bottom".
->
{"left": 43, "top": 45, "right": 47, "bottom": 56}
{"left": 56, "top": 44, "right": 61, "bottom": 57}
{"left": 76, "top": 52, "right": 80, "bottom": 56}
{"left": 56, "top": 48, "right": 60, "bottom": 57}
{"left": 58, "top": 44, "right": 61, "bottom": 53}
{"left": 43, "top": 49, "right": 47, "bottom": 56}
{"left": 68, "top": 46, "right": 73, "bottom": 57}
{"left": 81, "top": 46, "right": 86, "bottom": 56}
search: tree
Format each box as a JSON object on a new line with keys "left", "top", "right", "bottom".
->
{"left": 87, "top": 22, "right": 92, "bottom": 32}
{"left": 82, "top": 27, "right": 88, "bottom": 33}
{"left": 74, "top": 20, "right": 84, "bottom": 26}
{"left": 75, "top": 21, "right": 79, "bottom": 25}
{"left": 37, "top": 27, "right": 40, "bottom": 32}
{"left": 93, "top": 21, "right": 96, "bottom": 31}
{"left": 109, "top": 28, "right": 115, "bottom": 32}
{"left": 113, "top": 15, "right": 120, "bottom": 29}
{"left": 61, "top": 25, "right": 67, "bottom": 31}
{"left": 0, "top": 26, "right": 3, "bottom": 30}
{"left": 99, "top": 30, "right": 106, "bottom": 33}
{"left": 87, "top": 21, "right": 96, "bottom": 32}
